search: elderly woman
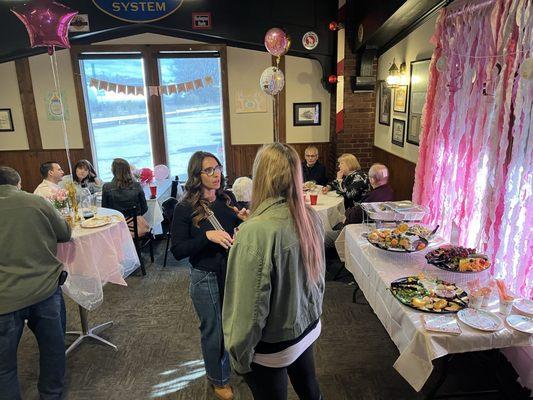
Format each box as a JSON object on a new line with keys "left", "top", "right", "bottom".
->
{"left": 322, "top": 153, "right": 370, "bottom": 209}
{"left": 231, "top": 176, "right": 252, "bottom": 210}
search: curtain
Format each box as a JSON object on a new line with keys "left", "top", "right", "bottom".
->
{"left": 413, "top": 0, "right": 532, "bottom": 297}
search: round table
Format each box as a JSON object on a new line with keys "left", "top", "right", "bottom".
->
{"left": 57, "top": 207, "right": 140, "bottom": 354}
{"left": 307, "top": 192, "right": 345, "bottom": 232}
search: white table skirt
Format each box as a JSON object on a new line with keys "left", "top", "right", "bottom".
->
{"left": 58, "top": 208, "right": 140, "bottom": 311}
{"left": 308, "top": 192, "right": 345, "bottom": 232}
{"left": 340, "top": 224, "right": 532, "bottom": 392}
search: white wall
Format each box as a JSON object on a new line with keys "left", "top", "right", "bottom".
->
{"left": 29, "top": 49, "right": 84, "bottom": 149}
{"left": 0, "top": 62, "right": 28, "bottom": 150}
{"left": 285, "top": 55, "right": 330, "bottom": 143}
{"left": 374, "top": 14, "right": 437, "bottom": 163}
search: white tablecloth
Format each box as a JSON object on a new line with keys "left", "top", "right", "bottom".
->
{"left": 143, "top": 179, "right": 173, "bottom": 234}
{"left": 308, "top": 192, "right": 345, "bottom": 232}
{"left": 57, "top": 208, "right": 140, "bottom": 311}
{"left": 340, "top": 224, "right": 533, "bottom": 392}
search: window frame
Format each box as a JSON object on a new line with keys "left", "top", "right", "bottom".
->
{"left": 70, "top": 44, "right": 233, "bottom": 180}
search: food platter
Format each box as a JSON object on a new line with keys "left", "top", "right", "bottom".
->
{"left": 80, "top": 215, "right": 112, "bottom": 229}
{"left": 360, "top": 201, "right": 428, "bottom": 221}
{"left": 506, "top": 315, "right": 533, "bottom": 334}
{"left": 425, "top": 246, "right": 490, "bottom": 273}
{"left": 365, "top": 223, "right": 432, "bottom": 253}
{"left": 390, "top": 275, "right": 469, "bottom": 313}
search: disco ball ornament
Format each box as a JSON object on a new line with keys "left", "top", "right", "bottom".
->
{"left": 260, "top": 66, "right": 285, "bottom": 96}
{"left": 436, "top": 56, "right": 447, "bottom": 72}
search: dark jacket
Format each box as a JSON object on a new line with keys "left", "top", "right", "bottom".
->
{"left": 302, "top": 161, "right": 327, "bottom": 186}
{"left": 345, "top": 184, "right": 395, "bottom": 224}
{"left": 101, "top": 181, "right": 148, "bottom": 216}
{"left": 328, "top": 170, "right": 370, "bottom": 209}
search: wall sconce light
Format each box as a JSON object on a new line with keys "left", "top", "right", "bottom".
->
{"left": 328, "top": 74, "right": 337, "bottom": 84}
{"left": 386, "top": 60, "right": 408, "bottom": 87}
{"left": 328, "top": 21, "right": 344, "bottom": 31}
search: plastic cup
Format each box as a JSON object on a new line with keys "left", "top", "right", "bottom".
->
{"left": 310, "top": 193, "right": 318, "bottom": 205}
{"left": 469, "top": 293, "right": 483, "bottom": 309}
{"left": 149, "top": 185, "right": 157, "bottom": 199}
{"left": 499, "top": 298, "right": 514, "bottom": 315}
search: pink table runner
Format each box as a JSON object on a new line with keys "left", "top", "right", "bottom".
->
{"left": 57, "top": 208, "right": 140, "bottom": 310}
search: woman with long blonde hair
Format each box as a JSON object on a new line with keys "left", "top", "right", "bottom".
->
{"left": 223, "top": 143, "right": 325, "bottom": 400}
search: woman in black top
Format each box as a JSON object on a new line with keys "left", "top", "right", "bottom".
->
{"left": 101, "top": 158, "right": 148, "bottom": 216}
{"left": 322, "top": 153, "right": 370, "bottom": 209}
{"left": 171, "top": 151, "right": 246, "bottom": 400}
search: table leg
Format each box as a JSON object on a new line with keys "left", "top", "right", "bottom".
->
{"left": 65, "top": 305, "right": 118, "bottom": 355}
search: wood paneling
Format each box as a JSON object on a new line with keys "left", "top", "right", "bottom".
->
{"left": 372, "top": 146, "right": 416, "bottom": 201}
{"left": 231, "top": 142, "right": 333, "bottom": 182}
{"left": 15, "top": 58, "right": 42, "bottom": 150}
{"left": 0, "top": 149, "right": 91, "bottom": 192}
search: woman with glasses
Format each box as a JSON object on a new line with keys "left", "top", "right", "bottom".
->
{"left": 170, "top": 151, "right": 247, "bottom": 400}
{"left": 223, "top": 143, "right": 325, "bottom": 400}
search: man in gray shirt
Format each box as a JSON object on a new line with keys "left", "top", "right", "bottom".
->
{"left": 0, "top": 166, "right": 71, "bottom": 400}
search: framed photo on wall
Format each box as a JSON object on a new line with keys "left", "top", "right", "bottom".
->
{"left": 407, "top": 59, "right": 431, "bottom": 145}
{"left": 0, "top": 109, "right": 14, "bottom": 132}
{"left": 393, "top": 85, "right": 408, "bottom": 113}
{"left": 392, "top": 118, "right": 405, "bottom": 147}
{"left": 378, "top": 81, "right": 391, "bottom": 126}
{"left": 293, "top": 102, "right": 321, "bottom": 126}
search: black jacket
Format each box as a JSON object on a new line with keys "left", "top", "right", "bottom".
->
{"left": 302, "top": 161, "right": 327, "bottom": 186}
{"left": 101, "top": 181, "right": 148, "bottom": 216}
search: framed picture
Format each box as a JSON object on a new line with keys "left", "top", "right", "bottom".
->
{"left": 393, "top": 85, "right": 408, "bottom": 113}
{"left": 392, "top": 118, "right": 405, "bottom": 147}
{"left": 0, "top": 109, "right": 14, "bottom": 132}
{"left": 293, "top": 102, "right": 321, "bottom": 126}
{"left": 378, "top": 81, "right": 391, "bottom": 126}
{"left": 407, "top": 59, "right": 431, "bottom": 145}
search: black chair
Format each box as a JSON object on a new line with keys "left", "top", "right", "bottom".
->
{"left": 170, "top": 176, "right": 184, "bottom": 200}
{"left": 124, "top": 206, "right": 154, "bottom": 276}
{"left": 161, "top": 197, "right": 178, "bottom": 268}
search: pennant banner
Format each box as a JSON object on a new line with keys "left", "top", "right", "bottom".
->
{"left": 87, "top": 76, "right": 214, "bottom": 96}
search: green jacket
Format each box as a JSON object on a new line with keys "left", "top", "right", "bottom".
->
{"left": 222, "top": 197, "right": 325, "bottom": 374}
{"left": 0, "top": 185, "right": 71, "bottom": 314}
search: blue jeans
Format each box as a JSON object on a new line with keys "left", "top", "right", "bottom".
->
{"left": 0, "top": 288, "right": 66, "bottom": 400}
{"left": 189, "top": 267, "right": 231, "bottom": 386}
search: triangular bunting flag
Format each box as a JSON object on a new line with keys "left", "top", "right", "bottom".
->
{"left": 194, "top": 79, "right": 204, "bottom": 89}
{"left": 185, "top": 81, "right": 195, "bottom": 91}
{"left": 204, "top": 76, "right": 214, "bottom": 86}
{"left": 177, "top": 83, "right": 186, "bottom": 93}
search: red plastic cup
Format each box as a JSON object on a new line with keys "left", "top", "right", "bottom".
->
{"left": 149, "top": 185, "right": 157, "bottom": 199}
{"left": 310, "top": 193, "right": 318, "bottom": 205}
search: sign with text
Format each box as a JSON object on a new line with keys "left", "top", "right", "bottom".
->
{"left": 192, "top": 12, "right": 211, "bottom": 29}
{"left": 92, "top": 0, "right": 184, "bottom": 23}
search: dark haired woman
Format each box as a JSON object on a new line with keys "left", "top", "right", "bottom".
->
{"left": 171, "top": 151, "right": 246, "bottom": 400}
{"left": 73, "top": 159, "right": 102, "bottom": 194}
{"left": 101, "top": 158, "right": 148, "bottom": 217}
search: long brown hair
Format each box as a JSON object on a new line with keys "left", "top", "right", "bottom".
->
{"left": 111, "top": 158, "right": 134, "bottom": 189}
{"left": 251, "top": 143, "right": 324, "bottom": 285}
{"left": 73, "top": 159, "right": 98, "bottom": 184}
{"left": 183, "top": 151, "right": 231, "bottom": 227}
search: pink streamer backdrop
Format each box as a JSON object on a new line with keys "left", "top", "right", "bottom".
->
{"left": 413, "top": 0, "right": 532, "bottom": 298}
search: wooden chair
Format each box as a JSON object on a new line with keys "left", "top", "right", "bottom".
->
{"left": 124, "top": 206, "right": 154, "bottom": 276}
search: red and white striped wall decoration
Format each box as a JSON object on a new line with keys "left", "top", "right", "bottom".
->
{"left": 336, "top": 0, "right": 346, "bottom": 133}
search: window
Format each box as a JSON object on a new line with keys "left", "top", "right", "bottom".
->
{"left": 80, "top": 57, "right": 153, "bottom": 182}
{"left": 158, "top": 55, "right": 225, "bottom": 179}
{"left": 74, "top": 45, "right": 230, "bottom": 183}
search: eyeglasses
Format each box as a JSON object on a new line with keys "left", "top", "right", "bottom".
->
{"left": 305, "top": 154, "right": 318, "bottom": 158}
{"left": 201, "top": 165, "right": 223, "bottom": 176}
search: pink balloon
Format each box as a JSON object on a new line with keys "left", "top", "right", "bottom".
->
{"left": 11, "top": 0, "right": 78, "bottom": 55}
{"left": 154, "top": 164, "right": 170, "bottom": 180}
{"left": 264, "top": 28, "right": 290, "bottom": 57}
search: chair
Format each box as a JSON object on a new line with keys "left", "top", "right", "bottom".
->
{"left": 124, "top": 206, "right": 154, "bottom": 276}
{"left": 161, "top": 197, "right": 178, "bottom": 268}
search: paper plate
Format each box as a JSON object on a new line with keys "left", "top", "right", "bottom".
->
{"left": 506, "top": 315, "right": 533, "bottom": 334}
{"left": 81, "top": 216, "right": 112, "bottom": 229}
{"left": 457, "top": 308, "right": 503, "bottom": 332}
{"left": 513, "top": 299, "right": 533, "bottom": 316}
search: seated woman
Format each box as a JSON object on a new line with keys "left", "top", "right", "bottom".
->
{"left": 102, "top": 158, "right": 149, "bottom": 235}
{"left": 72, "top": 159, "right": 102, "bottom": 194}
{"left": 322, "top": 153, "right": 370, "bottom": 209}
{"left": 231, "top": 176, "right": 252, "bottom": 210}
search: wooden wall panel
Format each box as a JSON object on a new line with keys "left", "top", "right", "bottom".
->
{"left": 0, "top": 149, "right": 91, "bottom": 192}
{"left": 372, "top": 146, "right": 416, "bottom": 201}
{"left": 230, "top": 142, "right": 333, "bottom": 183}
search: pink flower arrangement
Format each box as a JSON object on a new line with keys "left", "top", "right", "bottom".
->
{"left": 48, "top": 187, "right": 69, "bottom": 209}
